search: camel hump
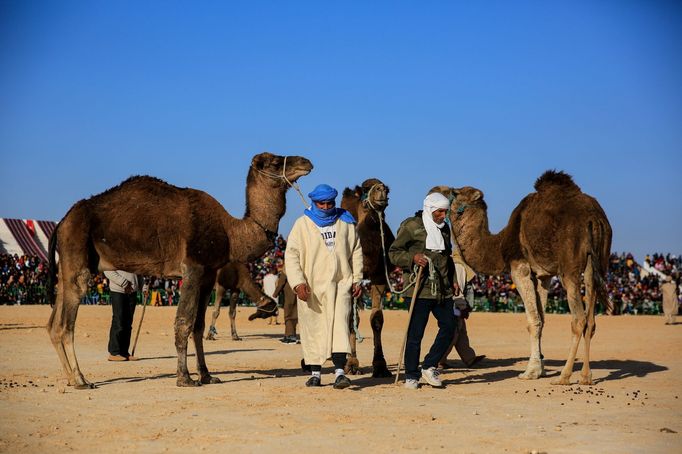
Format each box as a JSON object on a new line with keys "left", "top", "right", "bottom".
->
{"left": 95, "top": 175, "right": 179, "bottom": 199}
{"left": 118, "top": 175, "right": 176, "bottom": 189}
{"left": 342, "top": 187, "right": 359, "bottom": 199}
{"left": 534, "top": 170, "right": 580, "bottom": 193}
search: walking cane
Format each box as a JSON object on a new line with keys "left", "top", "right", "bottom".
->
{"left": 395, "top": 265, "right": 424, "bottom": 385}
{"left": 131, "top": 290, "right": 149, "bottom": 357}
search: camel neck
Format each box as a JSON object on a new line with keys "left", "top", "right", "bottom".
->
{"left": 453, "top": 208, "right": 507, "bottom": 275}
{"left": 359, "top": 202, "right": 386, "bottom": 226}
{"left": 243, "top": 169, "right": 287, "bottom": 234}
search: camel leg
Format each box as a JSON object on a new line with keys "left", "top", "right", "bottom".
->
{"left": 579, "top": 260, "right": 597, "bottom": 385}
{"left": 536, "top": 276, "right": 550, "bottom": 316}
{"left": 551, "top": 274, "right": 586, "bottom": 385}
{"left": 47, "top": 263, "right": 94, "bottom": 389}
{"left": 510, "top": 261, "right": 544, "bottom": 380}
{"left": 174, "top": 265, "right": 203, "bottom": 387}
{"left": 63, "top": 270, "right": 95, "bottom": 389}
{"left": 47, "top": 281, "right": 75, "bottom": 385}
{"left": 345, "top": 300, "right": 361, "bottom": 375}
{"left": 205, "top": 285, "right": 223, "bottom": 341}
{"left": 229, "top": 291, "right": 241, "bottom": 341}
{"left": 193, "top": 276, "right": 221, "bottom": 384}
{"left": 370, "top": 284, "right": 391, "bottom": 378}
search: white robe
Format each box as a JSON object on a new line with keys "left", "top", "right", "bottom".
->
{"left": 285, "top": 216, "right": 363, "bottom": 365}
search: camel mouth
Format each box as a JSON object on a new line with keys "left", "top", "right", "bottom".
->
{"left": 372, "top": 197, "right": 389, "bottom": 209}
{"left": 285, "top": 165, "right": 313, "bottom": 182}
{"left": 284, "top": 157, "right": 313, "bottom": 182}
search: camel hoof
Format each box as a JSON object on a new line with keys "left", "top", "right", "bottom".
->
{"left": 231, "top": 336, "right": 242, "bottom": 341}
{"left": 201, "top": 375, "right": 221, "bottom": 384}
{"left": 177, "top": 377, "right": 201, "bottom": 387}
{"left": 371, "top": 361, "right": 393, "bottom": 378}
{"left": 344, "top": 358, "right": 362, "bottom": 375}
{"left": 74, "top": 382, "right": 96, "bottom": 390}
{"left": 249, "top": 304, "right": 278, "bottom": 321}
{"left": 206, "top": 327, "right": 218, "bottom": 340}
{"left": 579, "top": 376, "right": 593, "bottom": 386}
{"left": 550, "top": 376, "right": 572, "bottom": 386}
{"left": 346, "top": 366, "right": 363, "bottom": 375}
{"left": 518, "top": 370, "right": 543, "bottom": 380}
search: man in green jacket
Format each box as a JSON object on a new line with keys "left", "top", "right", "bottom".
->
{"left": 389, "top": 192, "right": 457, "bottom": 389}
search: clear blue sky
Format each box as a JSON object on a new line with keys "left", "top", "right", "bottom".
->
{"left": 1, "top": 1, "right": 680, "bottom": 261}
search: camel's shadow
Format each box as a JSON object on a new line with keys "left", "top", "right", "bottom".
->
{"left": 138, "top": 348, "right": 274, "bottom": 361}
{"left": 94, "top": 364, "right": 305, "bottom": 387}
{"left": 94, "top": 356, "right": 667, "bottom": 388}
{"left": 0, "top": 323, "right": 43, "bottom": 331}
{"left": 442, "top": 357, "right": 667, "bottom": 385}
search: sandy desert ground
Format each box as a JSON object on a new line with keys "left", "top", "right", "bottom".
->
{"left": 1, "top": 305, "right": 680, "bottom": 453}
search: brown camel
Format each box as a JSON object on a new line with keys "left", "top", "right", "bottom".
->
{"left": 205, "top": 262, "right": 277, "bottom": 341}
{"left": 340, "top": 178, "right": 394, "bottom": 377}
{"left": 449, "top": 170, "right": 611, "bottom": 385}
{"left": 46, "top": 152, "right": 312, "bottom": 388}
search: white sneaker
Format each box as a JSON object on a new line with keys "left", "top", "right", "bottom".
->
{"left": 404, "top": 378, "right": 419, "bottom": 390}
{"left": 421, "top": 367, "right": 443, "bottom": 387}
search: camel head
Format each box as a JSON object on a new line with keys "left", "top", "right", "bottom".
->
{"left": 250, "top": 152, "right": 313, "bottom": 188}
{"left": 449, "top": 186, "right": 486, "bottom": 224}
{"left": 359, "top": 178, "right": 390, "bottom": 211}
{"left": 427, "top": 185, "right": 456, "bottom": 200}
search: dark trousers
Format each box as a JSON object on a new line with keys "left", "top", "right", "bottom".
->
{"left": 404, "top": 298, "right": 456, "bottom": 380}
{"left": 283, "top": 294, "right": 298, "bottom": 337}
{"left": 108, "top": 291, "right": 136, "bottom": 356}
{"left": 309, "top": 353, "right": 347, "bottom": 372}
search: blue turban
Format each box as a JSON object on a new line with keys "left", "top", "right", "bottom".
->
{"left": 304, "top": 184, "right": 356, "bottom": 227}
{"left": 307, "top": 184, "right": 338, "bottom": 202}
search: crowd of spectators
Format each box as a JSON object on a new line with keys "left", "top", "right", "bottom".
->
{"left": 607, "top": 252, "right": 680, "bottom": 315}
{"left": 1, "top": 247, "right": 679, "bottom": 316}
{"left": 0, "top": 253, "right": 49, "bottom": 305}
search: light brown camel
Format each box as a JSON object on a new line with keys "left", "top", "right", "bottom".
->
{"left": 46, "top": 152, "right": 312, "bottom": 388}
{"left": 340, "top": 178, "right": 394, "bottom": 377}
{"left": 205, "top": 262, "right": 277, "bottom": 341}
{"left": 449, "top": 170, "right": 611, "bottom": 385}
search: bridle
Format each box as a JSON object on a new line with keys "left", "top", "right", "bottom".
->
{"left": 251, "top": 156, "right": 310, "bottom": 209}
{"left": 361, "top": 183, "right": 387, "bottom": 212}
{"left": 252, "top": 218, "right": 278, "bottom": 243}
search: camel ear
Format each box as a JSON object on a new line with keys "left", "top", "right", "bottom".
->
{"left": 472, "top": 190, "right": 483, "bottom": 201}
{"left": 252, "top": 152, "right": 274, "bottom": 169}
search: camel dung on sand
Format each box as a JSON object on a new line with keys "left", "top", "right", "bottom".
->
{"left": 340, "top": 178, "right": 394, "bottom": 378}
{"left": 449, "top": 170, "right": 612, "bottom": 385}
{"left": 205, "top": 261, "right": 277, "bottom": 341}
{"left": 46, "top": 152, "right": 312, "bottom": 388}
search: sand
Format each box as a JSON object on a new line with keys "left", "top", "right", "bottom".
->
{"left": 1, "top": 305, "right": 680, "bottom": 453}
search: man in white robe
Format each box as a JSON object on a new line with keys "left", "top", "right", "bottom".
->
{"left": 285, "top": 184, "right": 363, "bottom": 388}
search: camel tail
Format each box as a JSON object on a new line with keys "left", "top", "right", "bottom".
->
{"left": 587, "top": 219, "right": 612, "bottom": 314}
{"left": 47, "top": 222, "right": 60, "bottom": 308}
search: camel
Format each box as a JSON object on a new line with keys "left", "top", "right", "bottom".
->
{"left": 448, "top": 170, "right": 611, "bottom": 385}
{"left": 46, "top": 152, "right": 312, "bottom": 388}
{"left": 340, "top": 178, "right": 394, "bottom": 377}
{"left": 205, "top": 262, "right": 277, "bottom": 341}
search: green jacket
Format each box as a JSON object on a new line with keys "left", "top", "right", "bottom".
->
{"left": 388, "top": 212, "right": 455, "bottom": 301}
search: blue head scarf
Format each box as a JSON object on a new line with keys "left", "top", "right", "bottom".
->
{"left": 304, "top": 184, "right": 356, "bottom": 227}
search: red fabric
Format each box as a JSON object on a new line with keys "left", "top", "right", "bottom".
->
{"left": 26, "top": 220, "right": 35, "bottom": 236}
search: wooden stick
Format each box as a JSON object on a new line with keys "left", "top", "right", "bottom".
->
{"left": 131, "top": 291, "right": 149, "bottom": 357}
{"left": 395, "top": 265, "right": 424, "bottom": 385}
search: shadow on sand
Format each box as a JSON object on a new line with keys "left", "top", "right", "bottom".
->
{"left": 93, "top": 355, "right": 667, "bottom": 388}
{"left": 0, "top": 323, "right": 44, "bottom": 331}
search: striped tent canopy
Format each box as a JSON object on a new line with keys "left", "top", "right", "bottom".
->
{"left": 0, "top": 218, "right": 57, "bottom": 262}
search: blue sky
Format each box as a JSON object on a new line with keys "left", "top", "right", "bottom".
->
{"left": 1, "top": 1, "right": 680, "bottom": 261}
